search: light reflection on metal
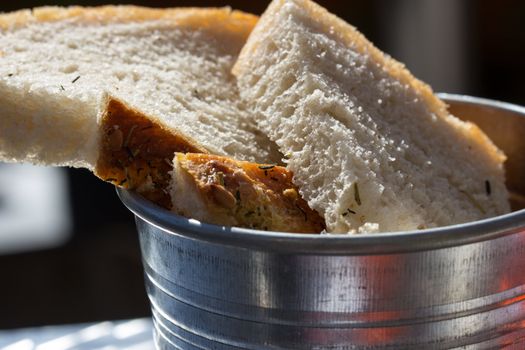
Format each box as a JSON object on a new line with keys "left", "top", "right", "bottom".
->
{"left": 119, "top": 95, "right": 525, "bottom": 348}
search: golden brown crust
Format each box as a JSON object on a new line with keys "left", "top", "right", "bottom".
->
{"left": 0, "top": 9, "right": 32, "bottom": 30}
{"left": 96, "top": 97, "right": 207, "bottom": 209}
{"left": 173, "top": 153, "right": 325, "bottom": 233}
{"left": 233, "top": 0, "right": 504, "bottom": 164}
{"left": 0, "top": 6, "right": 258, "bottom": 38}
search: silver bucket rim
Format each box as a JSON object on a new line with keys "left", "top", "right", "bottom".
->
{"left": 117, "top": 93, "right": 525, "bottom": 255}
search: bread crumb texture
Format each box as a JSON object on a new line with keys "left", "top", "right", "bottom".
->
{"left": 0, "top": 6, "right": 279, "bottom": 174}
{"left": 234, "top": 0, "right": 510, "bottom": 233}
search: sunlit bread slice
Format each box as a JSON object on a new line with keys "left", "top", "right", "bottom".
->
{"left": 0, "top": 6, "right": 280, "bottom": 207}
{"left": 233, "top": 0, "right": 510, "bottom": 233}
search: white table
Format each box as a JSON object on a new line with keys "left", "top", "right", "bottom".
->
{"left": 0, "top": 318, "right": 154, "bottom": 350}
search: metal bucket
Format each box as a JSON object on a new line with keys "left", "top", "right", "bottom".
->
{"left": 118, "top": 94, "right": 525, "bottom": 349}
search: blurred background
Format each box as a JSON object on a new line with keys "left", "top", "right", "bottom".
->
{"left": 0, "top": 0, "right": 523, "bottom": 330}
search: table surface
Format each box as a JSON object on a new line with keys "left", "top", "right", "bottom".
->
{"left": 0, "top": 318, "right": 154, "bottom": 350}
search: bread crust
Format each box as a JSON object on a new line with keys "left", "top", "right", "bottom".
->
{"left": 171, "top": 153, "right": 325, "bottom": 233}
{"left": 0, "top": 6, "right": 258, "bottom": 39}
{"left": 97, "top": 96, "right": 208, "bottom": 208}
{"left": 232, "top": 0, "right": 504, "bottom": 164}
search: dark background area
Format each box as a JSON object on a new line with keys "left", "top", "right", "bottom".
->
{"left": 0, "top": 0, "right": 523, "bottom": 329}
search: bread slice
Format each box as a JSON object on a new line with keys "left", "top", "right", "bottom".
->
{"left": 0, "top": 6, "right": 281, "bottom": 207}
{"left": 233, "top": 0, "right": 510, "bottom": 233}
{"left": 171, "top": 153, "right": 325, "bottom": 232}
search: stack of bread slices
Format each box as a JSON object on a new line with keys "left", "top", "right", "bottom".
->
{"left": 0, "top": 0, "right": 510, "bottom": 234}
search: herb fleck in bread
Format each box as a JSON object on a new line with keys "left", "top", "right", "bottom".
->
{"left": 233, "top": 0, "right": 510, "bottom": 233}
{"left": 0, "top": 6, "right": 281, "bottom": 207}
{"left": 171, "top": 153, "right": 325, "bottom": 232}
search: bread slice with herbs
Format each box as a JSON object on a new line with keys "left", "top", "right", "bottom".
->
{"left": 171, "top": 153, "right": 325, "bottom": 233}
{"left": 233, "top": 0, "right": 510, "bottom": 233}
{"left": 0, "top": 5, "right": 280, "bottom": 207}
